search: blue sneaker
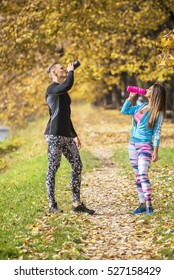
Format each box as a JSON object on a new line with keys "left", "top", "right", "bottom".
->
{"left": 133, "top": 203, "right": 146, "bottom": 214}
{"left": 146, "top": 205, "right": 154, "bottom": 215}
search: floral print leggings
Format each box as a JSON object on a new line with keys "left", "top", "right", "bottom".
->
{"left": 128, "top": 141, "right": 153, "bottom": 203}
{"left": 45, "top": 135, "right": 82, "bottom": 206}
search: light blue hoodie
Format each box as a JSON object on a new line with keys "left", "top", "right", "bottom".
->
{"left": 121, "top": 99, "right": 163, "bottom": 147}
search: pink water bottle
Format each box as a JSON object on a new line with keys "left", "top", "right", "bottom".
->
{"left": 127, "top": 85, "right": 146, "bottom": 95}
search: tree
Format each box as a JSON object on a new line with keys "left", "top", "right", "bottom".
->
{"left": 0, "top": 0, "right": 174, "bottom": 126}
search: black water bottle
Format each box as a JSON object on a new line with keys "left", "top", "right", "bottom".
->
{"left": 73, "top": 60, "right": 80, "bottom": 70}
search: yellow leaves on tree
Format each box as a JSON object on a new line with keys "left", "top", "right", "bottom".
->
{"left": 159, "top": 30, "right": 174, "bottom": 68}
{"left": 0, "top": 0, "right": 174, "bottom": 126}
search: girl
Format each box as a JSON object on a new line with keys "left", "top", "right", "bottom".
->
{"left": 121, "top": 83, "right": 166, "bottom": 214}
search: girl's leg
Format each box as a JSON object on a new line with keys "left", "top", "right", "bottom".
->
{"left": 128, "top": 142, "right": 145, "bottom": 204}
{"left": 136, "top": 142, "right": 153, "bottom": 203}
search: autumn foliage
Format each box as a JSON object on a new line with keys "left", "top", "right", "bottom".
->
{"left": 0, "top": 0, "right": 174, "bottom": 127}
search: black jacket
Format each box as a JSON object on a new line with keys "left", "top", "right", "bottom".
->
{"left": 44, "top": 71, "right": 77, "bottom": 137}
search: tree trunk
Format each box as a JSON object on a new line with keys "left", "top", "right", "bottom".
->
{"left": 111, "top": 85, "right": 122, "bottom": 109}
{"left": 167, "top": 78, "right": 174, "bottom": 122}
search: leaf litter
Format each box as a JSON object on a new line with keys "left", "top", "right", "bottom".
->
{"left": 16, "top": 104, "right": 174, "bottom": 260}
{"left": 72, "top": 104, "right": 174, "bottom": 260}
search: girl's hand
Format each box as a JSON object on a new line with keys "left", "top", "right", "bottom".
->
{"left": 152, "top": 150, "right": 158, "bottom": 162}
{"left": 128, "top": 92, "right": 137, "bottom": 101}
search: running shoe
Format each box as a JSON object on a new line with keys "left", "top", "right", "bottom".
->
{"left": 72, "top": 202, "right": 95, "bottom": 215}
{"left": 133, "top": 203, "right": 146, "bottom": 214}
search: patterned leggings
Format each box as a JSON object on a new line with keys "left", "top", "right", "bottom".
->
{"left": 45, "top": 135, "right": 82, "bottom": 206}
{"left": 128, "top": 141, "right": 153, "bottom": 203}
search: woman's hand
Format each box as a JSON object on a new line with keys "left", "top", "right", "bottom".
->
{"left": 152, "top": 147, "right": 158, "bottom": 162}
{"left": 74, "top": 136, "right": 81, "bottom": 150}
{"left": 128, "top": 92, "right": 137, "bottom": 101}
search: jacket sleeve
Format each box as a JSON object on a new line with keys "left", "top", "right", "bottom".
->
{"left": 69, "top": 119, "right": 77, "bottom": 138}
{"left": 121, "top": 99, "right": 139, "bottom": 115}
{"left": 50, "top": 71, "right": 74, "bottom": 95}
{"left": 153, "top": 113, "right": 163, "bottom": 147}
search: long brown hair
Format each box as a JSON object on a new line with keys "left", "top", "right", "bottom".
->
{"left": 147, "top": 83, "right": 166, "bottom": 129}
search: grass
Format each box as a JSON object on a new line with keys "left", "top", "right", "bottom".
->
{"left": 112, "top": 146, "right": 174, "bottom": 178}
{"left": 0, "top": 117, "right": 101, "bottom": 260}
{"left": 1, "top": 109, "right": 174, "bottom": 260}
{"left": 112, "top": 146, "right": 174, "bottom": 260}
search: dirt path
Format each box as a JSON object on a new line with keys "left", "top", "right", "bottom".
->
{"left": 71, "top": 103, "right": 170, "bottom": 260}
{"left": 81, "top": 150, "right": 160, "bottom": 260}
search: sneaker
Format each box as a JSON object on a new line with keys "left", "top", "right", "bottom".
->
{"left": 146, "top": 205, "right": 154, "bottom": 215}
{"left": 133, "top": 203, "right": 146, "bottom": 214}
{"left": 72, "top": 202, "right": 95, "bottom": 215}
{"left": 49, "top": 202, "right": 63, "bottom": 213}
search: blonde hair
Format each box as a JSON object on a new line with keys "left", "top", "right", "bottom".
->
{"left": 47, "top": 62, "right": 59, "bottom": 78}
{"left": 148, "top": 83, "right": 166, "bottom": 129}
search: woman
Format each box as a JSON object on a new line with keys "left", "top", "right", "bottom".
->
{"left": 44, "top": 62, "right": 95, "bottom": 215}
{"left": 121, "top": 83, "right": 166, "bottom": 214}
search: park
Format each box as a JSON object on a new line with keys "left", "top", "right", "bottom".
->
{"left": 0, "top": 0, "right": 174, "bottom": 262}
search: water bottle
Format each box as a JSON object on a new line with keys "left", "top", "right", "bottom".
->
{"left": 73, "top": 60, "right": 81, "bottom": 70}
{"left": 127, "top": 85, "right": 146, "bottom": 95}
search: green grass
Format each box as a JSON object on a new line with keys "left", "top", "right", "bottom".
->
{"left": 112, "top": 146, "right": 174, "bottom": 173}
{"left": 0, "top": 137, "right": 24, "bottom": 170}
{"left": 0, "top": 118, "right": 101, "bottom": 260}
{"left": 112, "top": 148, "right": 131, "bottom": 173}
{"left": 1, "top": 113, "right": 174, "bottom": 260}
{"left": 112, "top": 146, "right": 174, "bottom": 260}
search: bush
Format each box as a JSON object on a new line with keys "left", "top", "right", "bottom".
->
{"left": 0, "top": 138, "right": 24, "bottom": 155}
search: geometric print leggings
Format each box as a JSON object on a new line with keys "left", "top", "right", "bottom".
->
{"left": 45, "top": 135, "right": 82, "bottom": 206}
{"left": 128, "top": 141, "right": 153, "bottom": 203}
